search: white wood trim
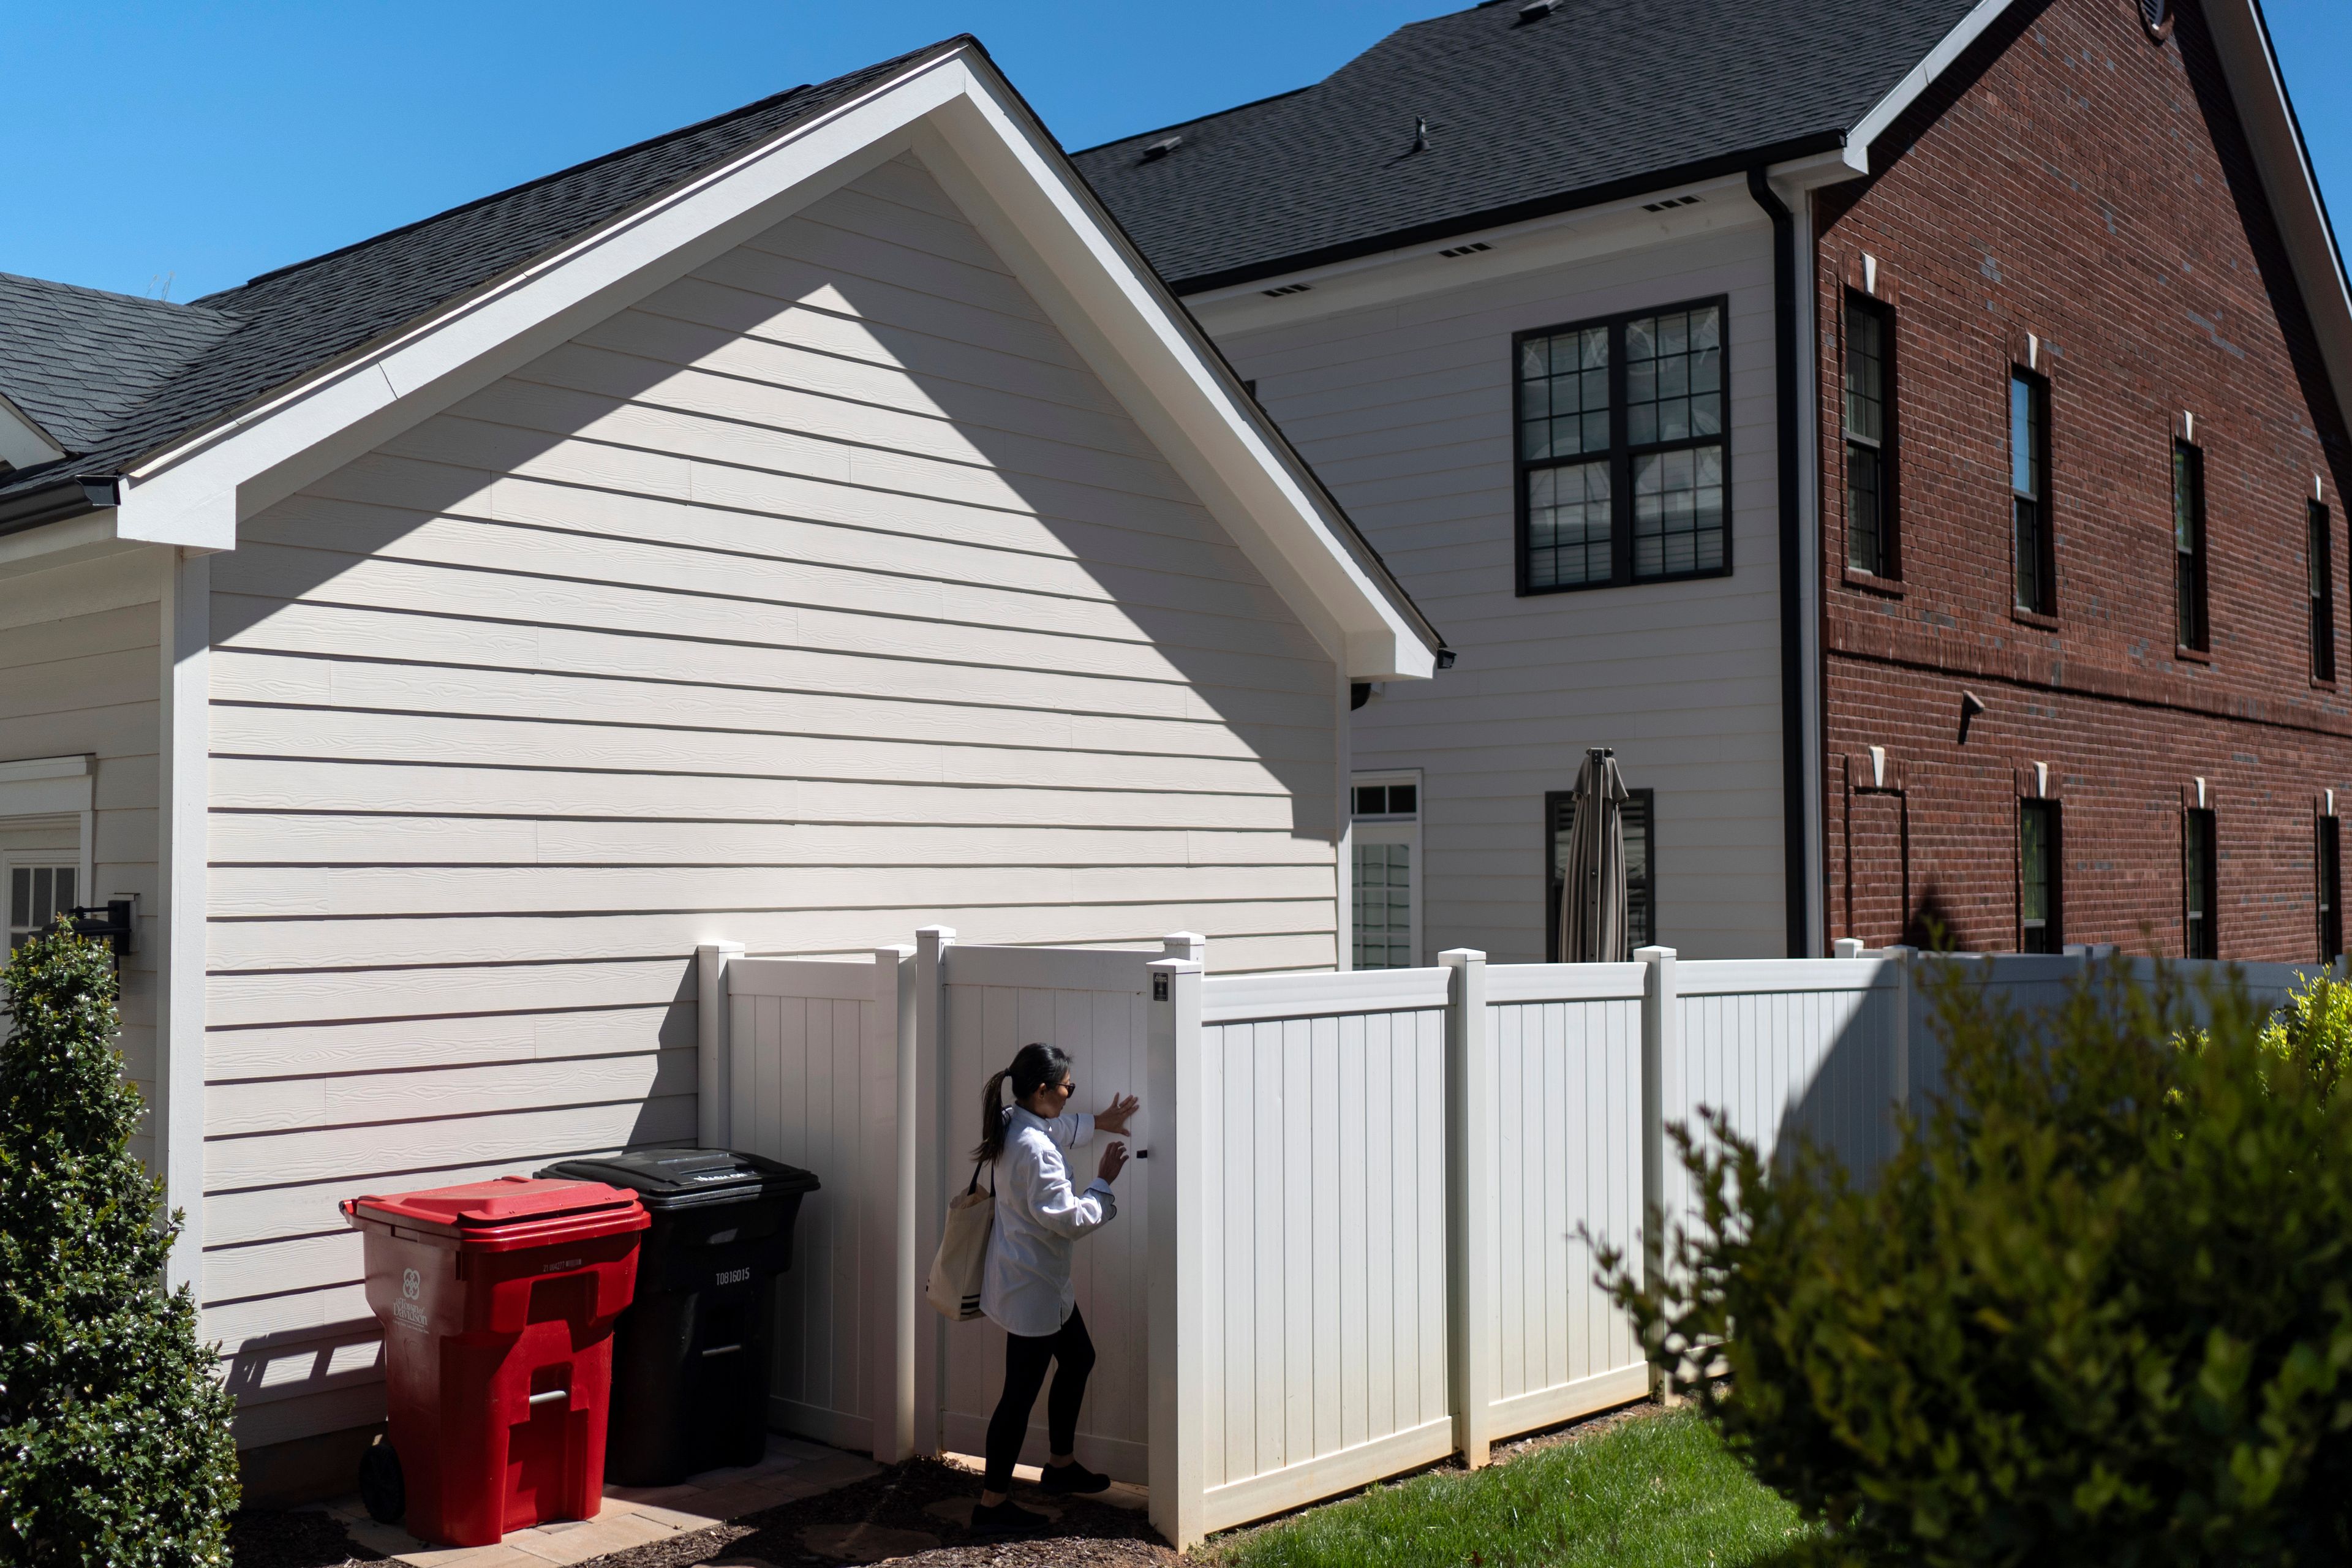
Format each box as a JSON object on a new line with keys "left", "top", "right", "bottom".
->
{"left": 1197, "top": 1416, "right": 1455, "bottom": 1537}
{"left": 695, "top": 940, "right": 745, "bottom": 1147}
{"left": 1147, "top": 959, "right": 1204, "bottom": 1548}
{"left": 1678, "top": 957, "right": 1895, "bottom": 996}
{"left": 157, "top": 548, "right": 208, "bottom": 1299}
{"left": 1486, "top": 1365, "right": 1652, "bottom": 1441}
{"left": 1846, "top": 0, "right": 2019, "bottom": 166}
{"left": 0, "top": 754, "right": 94, "bottom": 821}
{"left": 1200, "top": 965, "right": 1449, "bottom": 1023}
{"left": 728, "top": 955, "right": 876, "bottom": 1000}
{"left": 873, "top": 943, "right": 919, "bottom": 1464}
{"left": 1482, "top": 962, "right": 1648, "bottom": 1004}
{"left": 1441, "top": 949, "right": 1494, "bottom": 1468}
{"left": 942, "top": 943, "right": 1152, "bottom": 994}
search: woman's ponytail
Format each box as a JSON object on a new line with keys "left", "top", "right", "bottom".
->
{"left": 971, "top": 1042, "right": 1074, "bottom": 1164}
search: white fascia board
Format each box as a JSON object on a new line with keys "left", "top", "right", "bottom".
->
{"left": 0, "top": 388, "right": 67, "bottom": 472}
{"left": 911, "top": 75, "right": 1434, "bottom": 680}
{"left": 1847, "top": 0, "right": 2018, "bottom": 172}
{"left": 2204, "top": 0, "right": 2352, "bottom": 438}
{"left": 1188, "top": 173, "right": 1766, "bottom": 337}
{"left": 110, "top": 52, "right": 973, "bottom": 551}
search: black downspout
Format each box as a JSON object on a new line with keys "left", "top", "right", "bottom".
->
{"left": 1747, "top": 166, "right": 1811, "bottom": 957}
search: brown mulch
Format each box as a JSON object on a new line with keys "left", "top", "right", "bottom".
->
{"left": 575, "top": 1457, "right": 1171, "bottom": 1568}
{"left": 225, "top": 1506, "right": 386, "bottom": 1568}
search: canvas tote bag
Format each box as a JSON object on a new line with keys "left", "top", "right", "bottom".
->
{"left": 925, "top": 1160, "right": 993, "bottom": 1321}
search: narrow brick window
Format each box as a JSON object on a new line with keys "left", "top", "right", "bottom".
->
{"left": 1548, "top": 788, "right": 1655, "bottom": 954}
{"left": 2321, "top": 813, "right": 2342, "bottom": 963}
{"left": 2174, "top": 441, "right": 2209, "bottom": 652}
{"left": 1845, "top": 296, "right": 1894, "bottom": 575}
{"left": 2010, "top": 371, "right": 2053, "bottom": 614}
{"left": 1517, "top": 298, "right": 1728, "bottom": 593}
{"left": 2312, "top": 500, "right": 2336, "bottom": 681}
{"left": 2184, "top": 806, "right": 2218, "bottom": 959}
{"left": 2019, "top": 799, "right": 2060, "bottom": 954}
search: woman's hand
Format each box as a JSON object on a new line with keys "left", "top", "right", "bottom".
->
{"left": 1095, "top": 1093, "right": 1140, "bottom": 1136}
{"left": 1097, "top": 1140, "right": 1129, "bottom": 1183}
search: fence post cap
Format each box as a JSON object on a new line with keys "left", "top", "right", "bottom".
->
{"left": 697, "top": 939, "right": 747, "bottom": 957}
{"left": 1146, "top": 957, "right": 1202, "bottom": 973}
{"left": 1438, "top": 948, "right": 1486, "bottom": 966}
{"left": 1834, "top": 937, "right": 1866, "bottom": 959}
{"left": 1633, "top": 944, "right": 1677, "bottom": 962}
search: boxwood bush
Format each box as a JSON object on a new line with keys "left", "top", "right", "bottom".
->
{"left": 1605, "top": 960, "right": 2352, "bottom": 1566}
{"left": 0, "top": 921, "right": 238, "bottom": 1566}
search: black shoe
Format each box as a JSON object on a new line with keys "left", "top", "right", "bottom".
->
{"left": 970, "top": 1498, "right": 1052, "bottom": 1535}
{"left": 1038, "top": 1460, "right": 1110, "bottom": 1495}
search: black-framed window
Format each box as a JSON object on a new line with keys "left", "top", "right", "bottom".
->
{"left": 2010, "top": 370, "right": 2054, "bottom": 614}
{"left": 2185, "top": 806, "right": 2218, "bottom": 959}
{"left": 2174, "top": 441, "right": 2209, "bottom": 651}
{"left": 1845, "top": 295, "right": 1894, "bottom": 575}
{"left": 2321, "top": 813, "right": 2342, "bottom": 963}
{"left": 1517, "top": 299, "right": 1728, "bottom": 594}
{"left": 2019, "top": 800, "right": 2060, "bottom": 954}
{"left": 2313, "top": 500, "right": 2336, "bottom": 681}
{"left": 1545, "top": 788, "right": 1654, "bottom": 955}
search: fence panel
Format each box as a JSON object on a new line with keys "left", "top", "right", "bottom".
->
{"left": 1188, "top": 968, "right": 1454, "bottom": 1534}
{"left": 935, "top": 944, "right": 1156, "bottom": 1483}
{"left": 722, "top": 952, "right": 910, "bottom": 1457}
{"left": 1480, "top": 964, "right": 1651, "bottom": 1440}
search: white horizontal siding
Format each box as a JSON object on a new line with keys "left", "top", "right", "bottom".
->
{"left": 1215, "top": 226, "right": 1787, "bottom": 962}
{"left": 201, "top": 151, "right": 1341, "bottom": 1445}
{"left": 0, "top": 552, "right": 162, "bottom": 1165}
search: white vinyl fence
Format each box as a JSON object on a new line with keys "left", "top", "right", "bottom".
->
{"left": 703, "top": 934, "right": 2334, "bottom": 1549}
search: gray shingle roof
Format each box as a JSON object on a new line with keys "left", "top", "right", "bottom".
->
{"left": 0, "top": 39, "right": 960, "bottom": 503}
{"left": 1071, "top": 0, "right": 1983, "bottom": 292}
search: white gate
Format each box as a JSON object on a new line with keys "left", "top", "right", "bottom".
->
{"left": 916, "top": 929, "right": 1186, "bottom": 1483}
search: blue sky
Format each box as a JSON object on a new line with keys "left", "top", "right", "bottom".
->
{"left": 5, "top": 2, "right": 2348, "bottom": 303}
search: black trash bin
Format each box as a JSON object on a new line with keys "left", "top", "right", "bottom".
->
{"left": 535, "top": 1148, "right": 818, "bottom": 1485}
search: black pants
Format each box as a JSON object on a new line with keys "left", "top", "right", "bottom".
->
{"left": 983, "top": 1305, "right": 1095, "bottom": 1490}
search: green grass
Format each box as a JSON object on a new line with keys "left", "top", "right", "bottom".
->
{"left": 1204, "top": 1406, "right": 1815, "bottom": 1568}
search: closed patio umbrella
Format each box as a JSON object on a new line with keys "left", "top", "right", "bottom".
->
{"left": 1558, "top": 746, "right": 1631, "bottom": 963}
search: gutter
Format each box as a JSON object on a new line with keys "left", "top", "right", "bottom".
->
{"left": 0, "top": 474, "right": 118, "bottom": 538}
{"left": 1747, "top": 168, "right": 1812, "bottom": 958}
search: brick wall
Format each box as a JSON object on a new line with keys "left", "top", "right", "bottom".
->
{"left": 1813, "top": 0, "right": 2352, "bottom": 959}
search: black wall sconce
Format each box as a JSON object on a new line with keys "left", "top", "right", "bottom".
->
{"left": 59, "top": 897, "right": 136, "bottom": 957}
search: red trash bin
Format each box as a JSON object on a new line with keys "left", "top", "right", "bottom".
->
{"left": 343, "top": 1175, "right": 650, "bottom": 1547}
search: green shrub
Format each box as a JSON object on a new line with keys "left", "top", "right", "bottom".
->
{"left": 1602, "top": 959, "right": 2352, "bottom": 1567}
{"left": 0, "top": 922, "right": 238, "bottom": 1566}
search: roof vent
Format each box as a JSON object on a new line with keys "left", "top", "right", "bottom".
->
{"left": 1517, "top": 0, "right": 1561, "bottom": 19}
{"left": 1140, "top": 135, "right": 1183, "bottom": 162}
{"left": 1439, "top": 241, "right": 1492, "bottom": 258}
{"left": 1262, "top": 282, "right": 1314, "bottom": 298}
{"left": 1642, "top": 194, "right": 1703, "bottom": 213}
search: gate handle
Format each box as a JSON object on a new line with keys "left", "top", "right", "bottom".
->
{"left": 528, "top": 1388, "right": 570, "bottom": 1408}
{"left": 700, "top": 1343, "right": 744, "bottom": 1357}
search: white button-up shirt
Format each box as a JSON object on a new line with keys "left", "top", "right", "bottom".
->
{"left": 980, "top": 1105, "right": 1118, "bottom": 1338}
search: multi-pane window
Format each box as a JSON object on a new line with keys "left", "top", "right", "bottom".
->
{"left": 2321, "top": 814, "right": 2342, "bottom": 963}
{"left": 2185, "top": 807, "right": 2218, "bottom": 959}
{"left": 2312, "top": 501, "right": 2336, "bottom": 681}
{"left": 2019, "top": 801, "right": 2060, "bottom": 954}
{"left": 1845, "top": 297, "right": 1893, "bottom": 575}
{"left": 1546, "top": 788, "right": 1654, "bottom": 956}
{"left": 1351, "top": 778, "right": 1420, "bottom": 970}
{"left": 1518, "top": 300, "right": 1728, "bottom": 593}
{"left": 2010, "top": 371, "right": 2053, "bottom": 614}
{"left": 8, "top": 862, "right": 76, "bottom": 951}
{"left": 2174, "top": 441, "right": 2208, "bottom": 651}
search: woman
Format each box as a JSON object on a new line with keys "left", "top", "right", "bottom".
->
{"left": 969, "top": 1042, "right": 1139, "bottom": 1533}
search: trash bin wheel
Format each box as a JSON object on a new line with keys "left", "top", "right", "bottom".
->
{"left": 359, "top": 1437, "right": 405, "bottom": 1524}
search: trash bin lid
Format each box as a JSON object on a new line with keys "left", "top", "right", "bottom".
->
{"left": 345, "top": 1175, "right": 644, "bottom": 1238}
{"left": 537, "top": 1148, "right": 820, "bottom": 1211}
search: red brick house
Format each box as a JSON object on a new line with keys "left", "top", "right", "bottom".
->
{"left": 1076, "top": 0, "right": 2352, "bottom": 962}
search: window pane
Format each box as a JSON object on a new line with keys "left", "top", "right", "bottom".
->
{"left": 9, "top": 868, "right": 26, "bottom": 930}
{"left": 1353, "top": 842, "right": 1413, "bottom": 970}
{"left": 1625, "top": 306, "right": 1721, "bottom": 451}
{"left": 2010, "top": 376, "right": 2038, "bottom": 497}
{"left": 2174, "top": 447, "right": 2198, "bottom": 556}
{"left": 1526, "top": 460, "right": 1613, "bottom": 588}
{"left": 2015, "top": 497, "right": 2044, "bottom": 611}
{"left": 1388, "top": 784, "right": 1417, "bottom": 816}
{"left": 1520, "top": 327, "right": 1610, "bottom": 460}
{"left": 1845, "top": 310, "right": 1883, "bottom": 445}
{"left": 1849, "top": 444, "right": 1883, "bottom": 573}
{"left": 2021, "top": 803, "right": 2054, "bottom": 954}
{"left": 1632, "top": 445, "right": 1725, "bottom": 578}
{"left": 53, "top": 869, "right": 74, "bottom": 918}
{"left": 32, "top": 868, "right": 52, "bottom": 927}
{"left": 1353, "top": 785, "right": 1385, "bottom": 816}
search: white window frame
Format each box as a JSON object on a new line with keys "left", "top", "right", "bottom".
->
{"left": 1350, "top": 769, "right": 1424, "bottom": 970}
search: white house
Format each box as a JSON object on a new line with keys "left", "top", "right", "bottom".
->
{"left": 0, "top": 36, "right": 1437, "bottom": 1498}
